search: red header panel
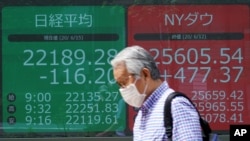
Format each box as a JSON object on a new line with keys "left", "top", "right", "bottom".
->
{"left": 128, "top": 5, "right": 250, "bottom": 131}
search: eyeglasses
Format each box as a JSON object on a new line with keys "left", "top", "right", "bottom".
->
{"left": 116, "top": 74, "right": 138, "bottom": 88}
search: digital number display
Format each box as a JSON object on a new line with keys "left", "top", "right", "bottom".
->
{"left": 2, "top": 6, "right": 125, "bottom": 132}
{"left": 128, "top": 5, "right": 250, "bottom": 131}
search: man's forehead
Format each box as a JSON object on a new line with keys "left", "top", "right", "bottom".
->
{"left": 113, "top": 62, "right": 129, "bottom": 80}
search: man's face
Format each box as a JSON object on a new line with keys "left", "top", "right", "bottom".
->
{"left": 113, "top": 62, "right": 145, "bottom": 94}
{"left": 113, "top": 62, "right": 134, "bottom": 88}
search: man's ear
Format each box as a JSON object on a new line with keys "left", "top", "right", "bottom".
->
{"left": 141, "top": 68, "right": 151, "bottom": 80}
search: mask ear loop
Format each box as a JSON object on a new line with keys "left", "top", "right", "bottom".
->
{"left": 133, "top": 77, "right": 139, "bottom": 85}
{"left": 133, "top": 74, "right": 148, "bottom": 94}
{"left": 143, "top": 83, "right": 148, "bottom": 94}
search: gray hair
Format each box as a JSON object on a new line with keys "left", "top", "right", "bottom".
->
{"left": 110, "top": 45, "right": 160, "bottom": 80}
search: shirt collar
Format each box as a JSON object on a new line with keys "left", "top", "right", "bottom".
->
{"left": 141, "top": 81, "right": 169, "bottom": 111}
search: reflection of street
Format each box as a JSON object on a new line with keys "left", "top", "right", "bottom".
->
{"left": 95, "top": 85, "right": 126, "bottom": 137}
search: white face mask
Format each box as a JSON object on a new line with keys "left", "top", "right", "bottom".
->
{"left": 119, "top": 79, "right": 148, "bottom": 108}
